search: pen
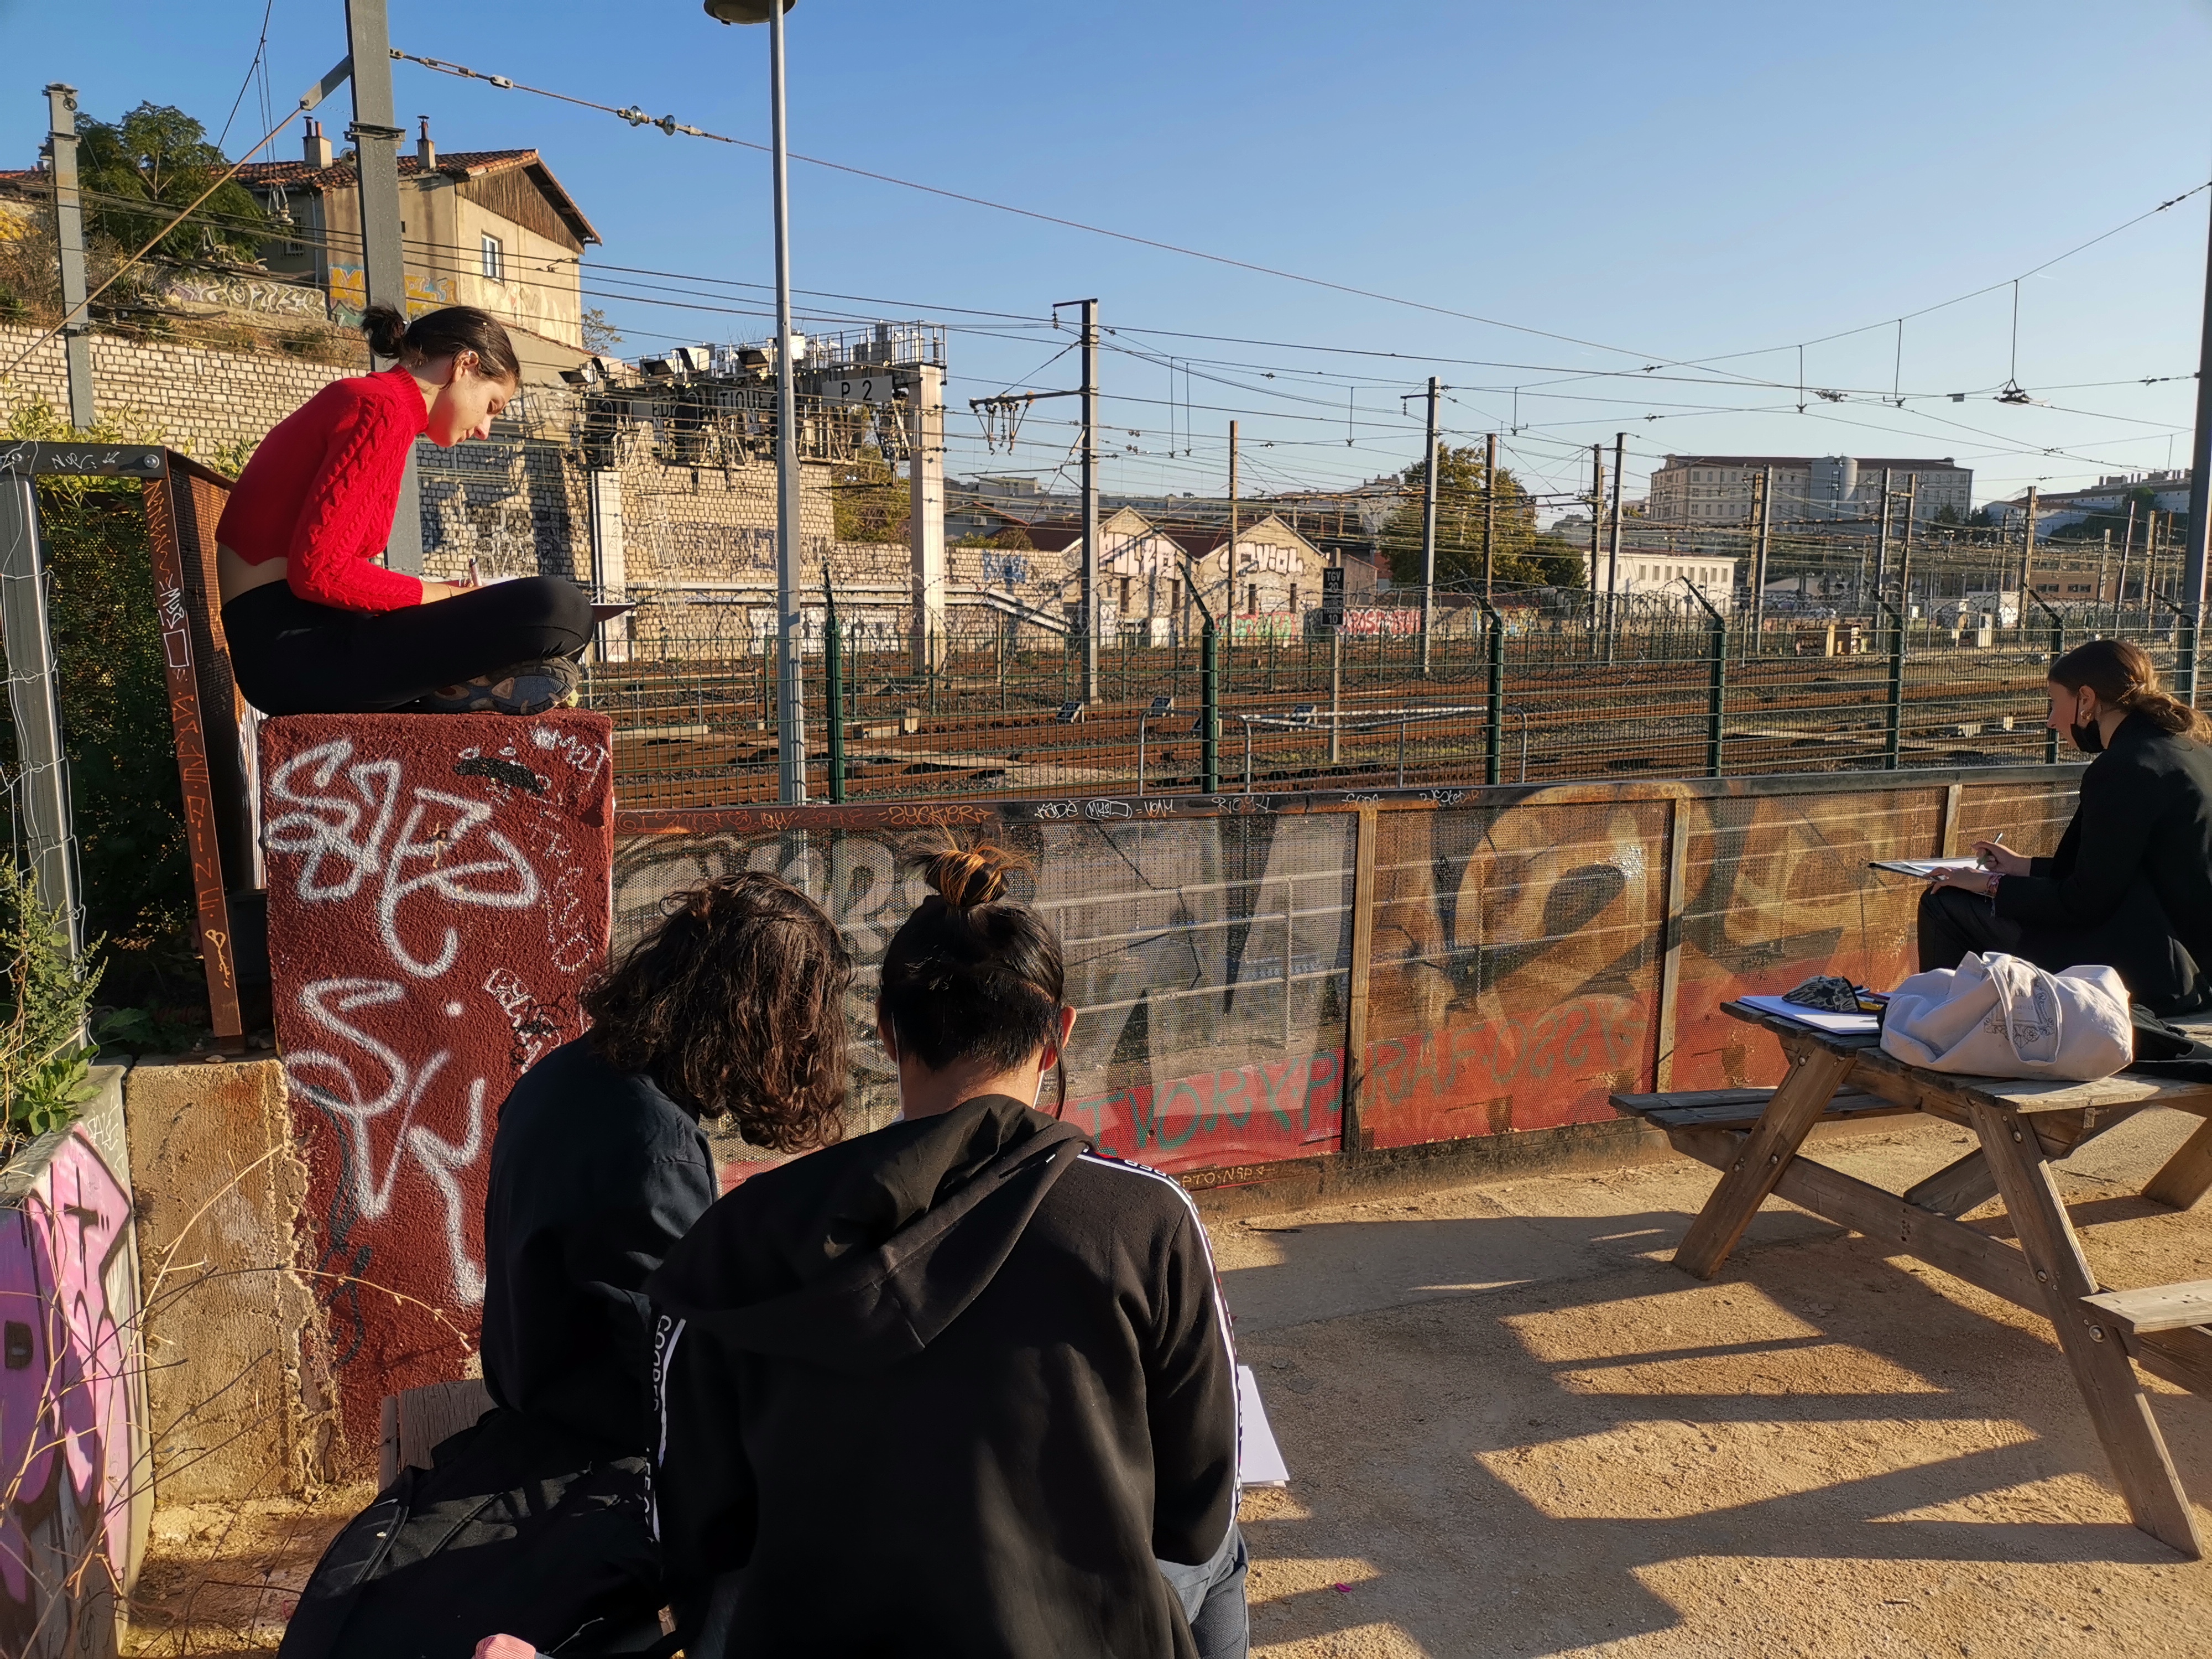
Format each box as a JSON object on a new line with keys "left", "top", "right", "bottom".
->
{"left": 1978, "top": 831, "right": 2005, "bottom": 870}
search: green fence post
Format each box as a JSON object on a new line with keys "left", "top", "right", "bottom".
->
{"left": 2022, "top": 589, "right": 2065, "bottom": 764}
{"left": 1201, "top": 616, "right": 1220, "bottom": 793}
{"left": 823, "top": 569, "right": 846, "bottom": 804}
{"left": 1476, "top": 595, "right": 1505, "bottom": 786}
{"left": 1877, "top": 594, "right": 1905, "bottom": 770}
{"left": 1679, "top": 578, "right": 1727, "bottom": 778}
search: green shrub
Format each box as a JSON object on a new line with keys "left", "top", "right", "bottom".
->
{"left": 0, "top": 862, "right": 102, "bottom": 1148}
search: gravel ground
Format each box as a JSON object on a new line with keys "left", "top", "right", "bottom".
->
{"left": 1213, "top": 1109, "right": 2212, "bottom": 1658}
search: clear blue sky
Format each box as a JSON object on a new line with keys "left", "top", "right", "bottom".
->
{"left": 7, "top": 0, "right": 2212, "bottom": 513}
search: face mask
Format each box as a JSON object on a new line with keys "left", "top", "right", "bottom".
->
{"left": 2068, "top": 693, "right": 2104, "bottom": 754}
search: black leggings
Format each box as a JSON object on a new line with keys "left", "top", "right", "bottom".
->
{"left": 223, "top": 577, "right": 593, "bottom": 716}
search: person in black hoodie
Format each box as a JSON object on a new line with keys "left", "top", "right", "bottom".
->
{"left": 648, "top": 844, "right": 1244, "bottom": 1659}
{"left": 280, "top": 873, "right": 854, "bottom": 1659}
{"left": 1919, "top": 637, "right": 2212, "bottom": 1015}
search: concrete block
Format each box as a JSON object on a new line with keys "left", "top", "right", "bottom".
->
{"left": 124, "top": 1055, "right": 338, "bottom": 1500}
{"left": 263, "top": 712, "right": 613, "bottom": 1470}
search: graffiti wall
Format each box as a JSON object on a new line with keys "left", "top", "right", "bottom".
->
{"left": 613, "top": 803, "right": 1355, "bottom": 1178}
{"left": 613, "top": 768, "right": 2080, "bottom": 1179}
{"left": 263, "top": 712, "right": 613, "bottom": 1460}
{"left": 0, "top": 1126, "right": 147, "bottom": 1659}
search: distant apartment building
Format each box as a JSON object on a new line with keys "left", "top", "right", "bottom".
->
{"left": 1645, "top": 455, "right": 1972, "bottom": 531}
{"left": 1985, "top": 469, "right": 2192, "bottom": 535}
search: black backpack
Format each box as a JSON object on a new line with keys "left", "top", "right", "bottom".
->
{"left": 278, "top": 1406, "right": 677, "bottom": 1659}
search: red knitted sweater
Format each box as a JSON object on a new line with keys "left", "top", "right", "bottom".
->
{"left": 216, "top": 367, "right": 430, "bottom": 612}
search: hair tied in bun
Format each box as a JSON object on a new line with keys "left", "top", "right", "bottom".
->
{"left": 922, "top": 843, "right": 1029, "bottom": 909}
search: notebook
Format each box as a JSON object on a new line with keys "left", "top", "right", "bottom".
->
{"left": 1867, "top": 856, "right": 1983, "bottom": 878}
{"left": 1236, "top": 1365, "right": 1290, "bottom": 1487}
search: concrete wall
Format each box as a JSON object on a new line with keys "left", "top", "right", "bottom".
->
{"left": 124, "top": 1056, "right": 337, "bottom": 1501}
{"left": 0, "top": 1068, "right": 150, "bottom": 1659}
{"left": 260, "top": 711, "right": 614, "bottom": 1469}
{"left": 0, "top": 321, "right": 357, "bottom": 463}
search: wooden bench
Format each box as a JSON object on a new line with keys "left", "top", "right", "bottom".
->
{"left": 1614, "top": 1000, "right": 2212, "bottom": 1558}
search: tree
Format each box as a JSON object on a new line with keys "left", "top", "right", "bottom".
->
{"left": 831, "top": 446, "right": 909, "bottom": 544}
{"left": 1376, "top": 444, "right": 1572, "bottom": 589}
{"left": 76, "top": 103, "right": 270, "bottom": 263}
{"left": 581, "top": 307, "right": 623, "bottom": 352}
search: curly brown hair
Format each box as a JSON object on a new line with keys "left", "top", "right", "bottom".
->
{"left": 583, "top": 872, "right": 852, "bottom": 1151}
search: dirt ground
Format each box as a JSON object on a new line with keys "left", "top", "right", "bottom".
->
{"left": 124, "top": 1109, "right": 2212, "bottom": 1657}
{"left": 1217, "top": 1108, "right": 2212, "bottom": 1658}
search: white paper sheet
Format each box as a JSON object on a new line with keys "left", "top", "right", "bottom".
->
{"left": 1867, "top": 856, "right": 1983, "bottom": 878}
{"left": 1736, "top": 994, "right": 1879, "bottom": 1035}
{"left": 1237, "top": 1365, "right": 1290, "bottom": 1487}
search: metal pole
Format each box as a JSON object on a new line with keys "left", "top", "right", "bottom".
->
{"left": 1752, "top": 465, "right": 1773, "bottom": 651}
{"left": 1418, "top": 378, "right": 1438, "bottom": 675}
{"left": 1478, "top": 596, "right": 1504, "bottom": 786}
{"left": 1396, "top": 718, "right": 1406, "bottom": 788}
{"left": 1228, "top": 418, "right": 1240, "bottom": 653}
{"left": 1328, "top": 625, "right": 1342, "bottom": 766}
{"left": 1587, "top": 443, "right": 1605, "bottom": 650}
{"left": 2019, "top": 484, "right": 2038, "bottom": 632}
{"left": 765, "top": 1, "right": 806, "bottom": 801}
{"left": 2119, "top": 500, "right": 2137, "bottom": 630}
{"left": 1900, "top": 474, "right": 1917, "bottom": 612}
{"left": 0, "top": 477, "right": 79, "bottom": 952}
{"left": 823, "top": 574, "right": 845, "bottom": 803}
{"left": 1201, "top": 617, "right": 1219, "bottom": 793}
{"left": 1874, "top": 466, "right": 1892, "bottom": 602}
{"left": 343, "top": 0, "right": 422, "bottom": 572}
{"left": 1708, "top": 611, "right": 1726, "bottom": 778}
{"left": 1606, "top": 432, "right": 1625, "bottom": 657}
{"left": 1882, "top": 596, "right": 1905, "bottom": 770}
{"left": 43, "top": 86, "right": 94, "bottom": 431}
{"left": 1483, "top": 432, "right": 1498, "bottom": 602}
{"left": 2179, "top": 184, "right": 2212, "bottom": 703}
{"left": 1081, "top": 299, "right": 1100, "bottom": 703}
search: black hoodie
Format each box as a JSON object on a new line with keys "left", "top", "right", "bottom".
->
{"left": 645, "top": 1094, "right": 1237, "bottom": 1659}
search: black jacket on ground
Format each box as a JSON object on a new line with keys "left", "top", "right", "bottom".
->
{"left": 482, "top": 1037, "right": 720, "bottom": 1447}
{"left": 646, "top": 1094, "right": 1238, "bottom": 1659}
{"left": 1994, "top": 712, "right": 2212, "bottom": 1013}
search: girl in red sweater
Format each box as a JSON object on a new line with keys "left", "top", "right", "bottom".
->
{"left": 217, "top": 304, "right": 593, "bottom": 715}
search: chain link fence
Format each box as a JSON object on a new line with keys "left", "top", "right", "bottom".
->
{"left": 587, "top": 582, "right": 2177, "bottom": 810}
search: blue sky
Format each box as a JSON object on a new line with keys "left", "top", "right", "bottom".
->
{"left": 7, "top": 0, "right": 2212, "bottom": 512}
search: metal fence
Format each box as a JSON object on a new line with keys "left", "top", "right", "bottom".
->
{"left": 586, "top": 583, "right": 2176, "bottom": 811}
{"left": 612, "top": 763, "right": 2080, "bottom": 1182}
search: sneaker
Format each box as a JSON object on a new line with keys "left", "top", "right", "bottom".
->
{"left": 411, "top": 656, "right": 582, "bottom": 716}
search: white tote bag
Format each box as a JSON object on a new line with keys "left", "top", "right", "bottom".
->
{"left": 1880, "top": 951, "right": 2132, "bottom": 1081}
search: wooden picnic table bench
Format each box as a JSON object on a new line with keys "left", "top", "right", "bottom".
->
{"left": 1613, "top": 1000, "right": 2212, "bottom": 1557}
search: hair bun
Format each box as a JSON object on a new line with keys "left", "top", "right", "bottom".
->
{"left": 358, "top": 302, "right": 409, "bottom": 360}
{"left": 924, "top": 843, "right": 1027, "bottom": 909}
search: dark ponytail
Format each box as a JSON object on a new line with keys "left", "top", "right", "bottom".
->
{"left": 878, "top": 843, "right": 1069, "bottom": 1109}
{"left": 358, "top": 302, "right": 520, "bottom": 383}
{"left": 2051, "top": 637, "right": 2212, "bottom": 742}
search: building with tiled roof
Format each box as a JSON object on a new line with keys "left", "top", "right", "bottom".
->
{"left": 239, "top": 118, "right": 598, "bottom": 379}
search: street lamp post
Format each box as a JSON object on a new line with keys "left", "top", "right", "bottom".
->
{"left": 707, "top": 0, "right": 805, "bottom": 800}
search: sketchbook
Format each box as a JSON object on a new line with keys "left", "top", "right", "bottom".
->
{"left": 1735, "top": 994, "right": 1880, "bottom": 1036}
{"left": 1237, "top": 1365, "right": 1291, "bottom": 1488}
{"left": 1867, "top": 855, "right": 1984, "bottom": 878}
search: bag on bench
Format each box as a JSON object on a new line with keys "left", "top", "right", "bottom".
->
{"left": 1881, "top": 951, "right": 2132, "bottom": 1082}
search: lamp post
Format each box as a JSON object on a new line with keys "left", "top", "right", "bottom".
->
{"left": 706, "top": 0, "right": 805, "bottom": 800}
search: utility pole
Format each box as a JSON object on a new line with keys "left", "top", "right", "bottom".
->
{"left": 43, "top": 86, "right": 94, "bottom": 431}
{"left": 1874, "top": 467, "right": 1893, "bottom": 602}
{"left": 1077, "top": 298, "right": 1099, "bottom": 703}
{"left": 2020, "top": 485, "right": 2039, "bottom": 626}
{"left": 1606, "top": 432, "right": 1625, "bottom": 636}
{"left": 2179, "top": 181, "right": 2212, "bottom": 701}
{"left": 1899, "top": 473, "right": 1918, "bottom": 611}
{"left": 343, "top": 0, "right": 422, "bottom": 572}
{"left": 2120, "top": 499, "right": 2138, "bottom": 622}
{"left": 1418, "top": 377, "right": 1439, "bottom": 675}
{"left": 1227, "top": 418, "right": 1240, "bottom": 638}
{"left": 1483, "top": 432, "right": 1498, "bottom": 601}
{"left": 1751, "top": 465, "right": 1773, "bottom": 649}
{"left": 1587, "top": 442, "right": 1605, "bottom": 645}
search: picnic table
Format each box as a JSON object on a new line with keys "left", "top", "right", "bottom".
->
{"left": 1613, "top": 1000, "right": 2212, "bottom": 1558}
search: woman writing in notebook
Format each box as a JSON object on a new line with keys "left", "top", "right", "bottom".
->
{"left": 1918, "top": 638, "right": 2212, "bottom": 1015}
{"left": 215, "top": 304, "right": 593, "bottom": 716}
